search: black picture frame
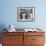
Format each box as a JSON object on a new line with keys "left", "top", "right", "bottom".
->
{"left": 17, "top": 7, "right": 35, "bottom": 22}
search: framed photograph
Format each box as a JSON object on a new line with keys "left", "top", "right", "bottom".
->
{"left": 17, "top": 7, "right": 35, "bottom": 22}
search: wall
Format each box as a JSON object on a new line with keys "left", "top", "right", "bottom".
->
{"left": 0, "top": 0, "right": 46, "bottom": 43}
{"left": 0, "top": 0, "right": 46, "bottom": 29}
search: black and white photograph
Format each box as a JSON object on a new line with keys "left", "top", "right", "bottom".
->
{"left": 17, "top": 7, "right": 35, "bottom": 22}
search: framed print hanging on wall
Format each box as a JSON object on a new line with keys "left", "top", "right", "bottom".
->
{"left": 17, "top": 7, "right": 35, "bottom": 22}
